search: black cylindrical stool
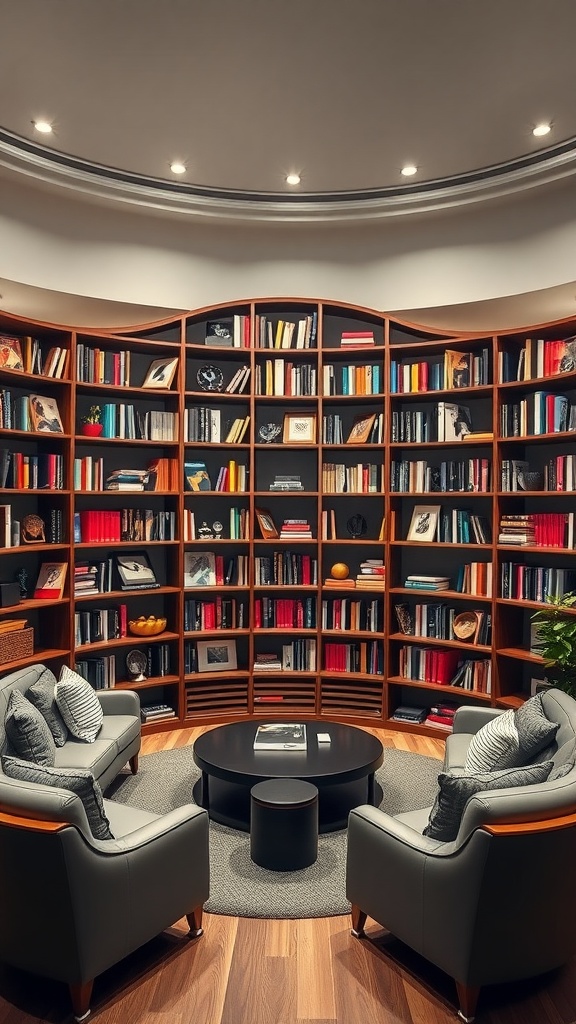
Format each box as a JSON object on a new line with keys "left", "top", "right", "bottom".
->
{"left": 250, "top": 778, "right": 319, "bottom": 871}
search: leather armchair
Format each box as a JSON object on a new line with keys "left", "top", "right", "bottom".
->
{"left": 346, "top": 690, "right": 576, "bottom": 1021}
{"left": 0, "top": 776, "right": 210, "bottom": 1020}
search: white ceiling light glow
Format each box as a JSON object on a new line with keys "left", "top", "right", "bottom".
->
{"left": 401, "top": 165, "right": 417, "bottom": 177}
{"left": 533, "top": 124, "right": 551, "bottom": 137}
{"left": 33, "top": 120, "right": 53, "bottom": 134}
{"left": 286, "top": 173, "right": 301, "bottom": 185}
{"left": 170, "top": 161, "right": 186, "bottom": 174}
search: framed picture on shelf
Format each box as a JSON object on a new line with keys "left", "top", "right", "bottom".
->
{"left": 34, "top": 562, "right": 67, "bottom": 599}
{"left": 29, "top": 395, "right": 63, "bottom": 433}
{"left": 184, "top": 551, "right": 216, "bottom": 587}
{"left": 407, "top": 504, "right": 441, "bottom": 543}
{"left": 196, "top": 638, "right": 237, "bottom": 673}
{"left": 283, "top": 411, "right": 317, "bottom": 444}
{"left": 115, "top": 551, "right": 158, "bottom": 589}
{"left": 205, "top": 320, "right": 234, "bottom": 346}
{"left": 141, "top": 355, "right": 179, "bottom": 389}
{"left": 0, "top": 336, "right": 23, "bottom": 371}
{"left": 184, "top": 461, "right": 212, "bottom": 491}
{"left": 346, "top": 413, "right": 376, "bottom": 444}
{"left": 255, "top": 508, "right": 279, "bottom": 539}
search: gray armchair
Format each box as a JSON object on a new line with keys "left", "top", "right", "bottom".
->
{"left": 0, "top": 776, "right": 210, "bottom": 1020}
{"left": 346, "top": 689, "right": 576, "bottom": 1021}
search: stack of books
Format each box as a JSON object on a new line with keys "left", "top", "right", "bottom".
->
{"left": 105, "top": 468, "right": 149, "bottom": 492}
{"left": 499, "top": 514, "right": 536, "bottom": 546}
{"left": 140, "top": 703, "right": 176, "bottom": 724}
{"left": 356, "top": 559, "right": 385, "bottom": 588}
{"left": 269, "top": 474, "right": 303, "bottom": 491}
{"left": 390, "top": 705, "right": 427, "bottom": 725}
{"left": 424, "top": 701, "right": 459, "bottom": 731}
{"left": 253, "top": 652, "right": 282, "bottom": 671}
{"left": 323, "top": 577, "right": 356, "bottom": 589}
{"left": 340, "top": 330, "right": 375, "bottom": 348}
{"left": 404, "top": 574, "right": 450, "bottom": 592}
{"left": 279, "top": 518, "right": 313, "bottom": 538}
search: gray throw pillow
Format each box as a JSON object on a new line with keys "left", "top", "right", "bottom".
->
{"left": 26, "top": 668, "right": 69, "bottom": 747}
{"left": 423, "top": 760, "right": 554, "bottom": 843}
{"left": 55, "top": 666, "right": 103, "bottom": 743}
{"left": 4, "top": 690, "right": 56, "bottom": 766}
{"left": 1, "top": 755, "right": 114, "bottom": 840}
{"left": 465, "top": 695, "right": 558, "bottom": 773}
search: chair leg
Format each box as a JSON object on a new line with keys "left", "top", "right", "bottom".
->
{"left": 350, "top": 904, "right": 367, "bottom": 938}
{"left": 186, "top": 904, "right": 204, "bottom": 938}
{"left": 129, "top": 753, "right": 139, "bottom": 775}
{"left": 69, "top": 980, "right": 93, "bottom": 1021}
{"left": 455, "top": 981, "right": 480, "bottom": 1022}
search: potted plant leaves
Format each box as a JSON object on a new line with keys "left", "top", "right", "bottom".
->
{"left": 531, "top": 593, "right": 576, "bottom": 698}
{"left": 81, "top": 405, "right": 103, "bottom": 437}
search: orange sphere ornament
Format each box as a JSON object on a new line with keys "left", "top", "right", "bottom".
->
{"left": 331, "top": 562, "right": 350, "bottom": 580}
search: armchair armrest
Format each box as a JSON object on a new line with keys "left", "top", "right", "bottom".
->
{"left": 452, "top": 705, "right": 503, "bottom": 735}
{"left": 97, "top": 689, "right": 140, "bottom": 716}
{"left": 94, "top": 804, "right": 207, "bottom": 854}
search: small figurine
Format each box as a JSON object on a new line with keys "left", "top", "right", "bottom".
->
{"left": 198, "top": 520, "right": 214, "bottom": 540}
{"left": 15, "top": 567, "right": 28, "bottom": 599}
{"left": 21, "top": 513, "right": 46, "bottom": 543}
{"left": 212, "top": 520, "right": 223, "bottom": 540}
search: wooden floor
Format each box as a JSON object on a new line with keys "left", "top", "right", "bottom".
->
{"left": 2, "top": 723, "right": 576, "bottom": 1024}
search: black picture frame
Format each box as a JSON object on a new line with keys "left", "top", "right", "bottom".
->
{"left": 115, "top": 551, "right": 158, "bottom": 589}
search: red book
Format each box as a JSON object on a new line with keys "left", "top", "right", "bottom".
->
{"left": 254, "top": 600, "right": 262, "bottom": 628}
{"left": 215, "top": 555, "right": 224, "bottom": 586}
{"left": 119, "top": 603, "right": 128, "bottom": 637}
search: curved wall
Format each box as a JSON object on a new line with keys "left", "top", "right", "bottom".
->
{"left": 1, "top": 175, "right": 576, "bottom": 328}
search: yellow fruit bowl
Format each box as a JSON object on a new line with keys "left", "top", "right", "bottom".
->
{"left": 128, "top": 616, "right": 167, "bottom": 637}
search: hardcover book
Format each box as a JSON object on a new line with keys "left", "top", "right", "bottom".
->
{"left": 253, "top": 722, "right": 307, "bottom": 750}
{"left": 34, "top": 562, "right": 67, "bottom": 599}
{"left": 184, "top": 551, "right": 216, "bottom": 587}
{"left": 29, "top": 395, "right": 64, "bottom": 433}
{"left": 184, "top": 461, "right": 211, "bottom": 491}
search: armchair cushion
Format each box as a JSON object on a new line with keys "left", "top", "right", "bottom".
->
{"left": 1, "top": 755, "right": 114, "bottom": 840}
{"left": 423, "top": 759, "right": 554, "bottom": 842}
{"left": 26, "top": 668, "right": 69, "bottom": 747}
{"left": 465, "top": 694, "right": 558, "bottom": 773}
{"left": 4, "top": 691, "right": 56, "bottom": 766}
{"left": 55, "top": 667, "right": 103, "bottom": 743}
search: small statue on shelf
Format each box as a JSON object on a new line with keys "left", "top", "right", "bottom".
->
{"left": 21, "top": 513, "right": 46, "bottom": 543}
{"left": 198, "top": 521, "right": 214, "bottom": 540}
{"left": 15, "top": 568, "right": 28, "bottom": 599}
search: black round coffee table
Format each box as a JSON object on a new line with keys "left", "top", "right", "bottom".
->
{"left": 192, "top": 721, "right": 384, "bottom": 832}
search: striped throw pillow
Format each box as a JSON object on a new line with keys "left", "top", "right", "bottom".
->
{"left": 55, "top": 666, "right": 103, "bottom": 743}
{"left": 1, "top": 755, "right": 113, "bottom": 840}
{"left": 465, "top": 695, "right": 559, "bottom": 773}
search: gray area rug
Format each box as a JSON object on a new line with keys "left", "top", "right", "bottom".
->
{"left": 107, "top": 744, "right": 441, "bottom": 919}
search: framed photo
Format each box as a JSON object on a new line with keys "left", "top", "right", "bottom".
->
{"left": 196, "top": 638, "right": 237, "bottom": 673}
{"left": 205, "top": 320, "right": 234, "bottom": 347}
{"left": 0, "top": 336, "right": 23, "bottom": 371}
{"left": 184, "top": 461, "right": 212, "bottom": 491}
{"left": 255, "top": 508, "right": 278, "bottom": 539}
{"left": 29, "top": 394, "right": 63, "bottom": 433}
{"left": 407, "top": 504, "right": 441, "bottom": 543}
{"left": 115, "top": 551, "right": 158, "bottom": 589}
{"left": 184, "top": 551, "right": 216, "bottom": 587}
{"left": 34, "top": 562, "right": 67, "bottom": 599}
{"left": 142, "top": 356, "right": 179, "bottom": 389}
{"left": 346, "top": 413, "right": 376, "bottom": 444}
{"left": 283, "top": 411, "right": 317, "bottom": 444}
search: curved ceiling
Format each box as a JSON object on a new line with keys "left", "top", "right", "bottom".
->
{"left": 2, "top": 0, "right": 576, "bottom": 222}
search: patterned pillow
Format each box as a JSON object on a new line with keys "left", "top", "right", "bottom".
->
{"left": 26, "top": 668, "right": 69, "bottom": 747}
{"left": 1, "top": 755, "right": 114, "bottom": 840}
{"left": 423, "top": 760, "right": 554, "bottom": 843}
{"left": 55, "top": 666, "right": 103, "bottom": 743}
{"left": 4, "top": 690, "right": 56, "bottom": 766}
{"left": 465, "top": 695, "right": 558, "bottom": 773}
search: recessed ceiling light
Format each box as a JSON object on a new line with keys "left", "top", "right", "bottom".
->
{"left": 286, "top": 173, "right": 301, "bottom": 186}
{"left": 401, "top": 165, "right": 417, "bottom": 177}
{"left": 33, "top": 120, "right": 53, "bottom": 134}
{"left": 170, "top": 161, "right": 186, "bottom": 174}
{"left": 533, "top": 123, "right": 551, "bottom": 138}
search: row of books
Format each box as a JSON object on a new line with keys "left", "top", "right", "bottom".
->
{"left": 183, "top": 507, "right": 249, "bottom": 542}
{"left": 76, "top": 344, "right": 131, "bottom": 386}
{"left": 499, "top": 336, "right": 576, "bottom": 382}
{"left": 254, "top": 360, "right": 317, "bottom": 396}
{"left": 0, "top": 450, "right": 64, "bottom": 490}
{"left": 500, "top": 563, "right": 576, "bottom": 602}
{"left": 0, "top": 334, "right": 68, "bottom": 377}
{"left": 74, "top": 605, "right": 127, "bottom": 646}
{"left": 322, "top": 412, "right": 384, "bottom": 445}
{"left": 0, "top": 505, "right": 64, "bottom": 548}
{"left": 322, "top": 363, "right": 382, "bottom": 396}
{"left": 183, "top": 552, "right": 249, "bottom": 587}
{"left": 73, "top": 509, "right": 176, "bottom": 544}
{"left": 97, "top": 405, "right": 178, "bottom": 442}
{"left": 72, "top": 459, "right": 178, "bottom": 492}
{"left": 253, "top": 640, "right": 318, "bottom": 672}
{"left": 394, "top": 601, "right": 492, "bottom": 645}
{"left": 254, "top": 313, "right": 317, "bottom": 349}
{"left": 391, "top": 458, "right": 491, "bottom": 493}
{"left": 183, "top": 460, "right": 248, "bottom": 492}
{"left": 499, "top": 513, "right": 576, "bottom": 548}
{"left": 323, "top": 640, "right": 384, "bottom": 674}
{"left": 183, "top": 407, "right": 250, "bottom": 444}
{"left": 253, "top": 553, "right": 318, "bottom": 586}
{"left": 434, "top": 509, "right": 491, "bottom": 545}
{"left": 390, "top": 347, "right": 490, "bottom": 393}
{"left": 253, "top": 597, "right": 316, "bottom": 629}
{"left": 183, "top": 597, "right": 246, "bottom": 631}
{"left": 0, "top": 391, "right": 64, "bottom": 433}
{"left": 320, "top": 597, "right": 382, "bottom": 632}
{"left": 321, "top": 462, "right": 381, "bottom": 493}
{"left": 500, "top": 392, "right": 576, "bottom": 437}
{"left": 391, "top": 402, "right": 473, "bottom": 443}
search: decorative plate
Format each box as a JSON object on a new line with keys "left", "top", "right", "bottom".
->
{"left": 346, "top": 514, "right": 367, "bottom": 538}
{"left": 453, "top": 611, "right": 480, "bottom": 642}
{"left": 196, "top": 364, "right": 224, "bottom": 391}
{"left": 258, "top": 422, "right": 282, "bottom": 443}
{"left": 126, "top": 648, "right": 148, "bottom": 680}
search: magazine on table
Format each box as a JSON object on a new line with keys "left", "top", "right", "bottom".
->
{"left": 253, "top": 723, "right": 307, "bottom": 750}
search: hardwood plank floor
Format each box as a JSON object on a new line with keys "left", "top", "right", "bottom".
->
{"left": 1, "top": 724, "right": 575, "bottom": 1024}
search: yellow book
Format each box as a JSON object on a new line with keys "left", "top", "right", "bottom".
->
{"left": 411, "top": 362, "right": 419, "bottom": 392}
{"left": 274, "top": 320, "right": 284, "bottom": 348}
{"left": 228, "top": 459, "right": 237, "bottom": 492}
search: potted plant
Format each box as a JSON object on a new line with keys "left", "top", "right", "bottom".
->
{"left": 531, "top": 593, "right": 576, "bottom": 698}
{"left": 81, "top": 405, "right": 103, "bottom": 437}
